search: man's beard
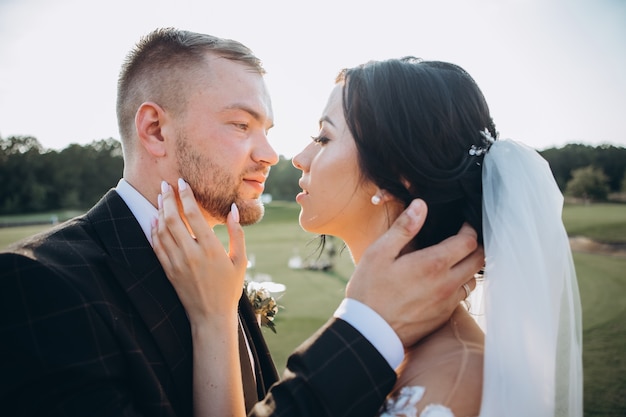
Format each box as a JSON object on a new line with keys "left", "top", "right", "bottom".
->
{"left": 176, "top": 135, "right": 265, "bottom": 226}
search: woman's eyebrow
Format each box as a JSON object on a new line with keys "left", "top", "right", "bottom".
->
{"left": 319, "top": 115, "right": 335, "bottom": 128}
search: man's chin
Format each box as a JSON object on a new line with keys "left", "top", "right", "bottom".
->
{"left": 238, "top": 199, "right": 265, "bottom": 226}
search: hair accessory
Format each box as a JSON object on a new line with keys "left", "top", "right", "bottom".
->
{"left": 371, "top": 195, "right": 382, "bottom": 205}
{"left": 469, "top": 145, "right": 487, "bottom": 156}
{"left": 469, "top": 128, "right": 496, "bottom": 156}
{"left": 480, "top": 128, "right": 497, "bottom": 143}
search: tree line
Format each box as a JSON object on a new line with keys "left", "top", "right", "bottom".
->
{"left": 1, "top": 135, "right": 624, "bottom": 216}
{"left": 0, "top": 136, "right": 123, "bottom": 214}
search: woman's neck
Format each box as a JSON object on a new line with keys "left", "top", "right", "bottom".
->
{"left": 336, "top": 200, "right": 407, "bottom": 265}
{"left": 343, "top": 206, "right": 414, "bottom": 265}
{"left": 341, "top": 217, "right": 392, "bottom": 265}
{"left": 343, "top": 239, "right": 374, "bottom": 265}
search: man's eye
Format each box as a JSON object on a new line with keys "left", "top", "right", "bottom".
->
{"left": 311, "top": 135, "right": 329, "bottom": 145}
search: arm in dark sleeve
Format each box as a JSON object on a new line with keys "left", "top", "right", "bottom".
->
{"left": 249, "top": 318, "right": 397, "bottom": 417}
{"left": 0, "top": 254, "right": 144, "bottom": 417}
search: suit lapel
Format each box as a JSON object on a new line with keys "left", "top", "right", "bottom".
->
{"left": 87, "top": 190, "right": 192, "bottom": 415}
{"left": 88, "top": 190, "right": 279, "bottom": 413}
{"left": 238, "top": 315, "right": 260, "bottom": 412}
{"left": 239, "top": 294, "right": 280, "bottom": 397}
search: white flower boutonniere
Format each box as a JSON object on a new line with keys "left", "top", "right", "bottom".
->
{"left": 244, "top": 281, "right": 280, "bottom": 333}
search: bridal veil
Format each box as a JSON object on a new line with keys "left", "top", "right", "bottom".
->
{"left": 474, "top": 139, "right": 583, "bottom": 417}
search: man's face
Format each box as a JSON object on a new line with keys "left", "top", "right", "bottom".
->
{"left": 173, "top": 55, "right": 278, "bottom": 226}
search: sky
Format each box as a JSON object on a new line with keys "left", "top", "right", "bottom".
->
{"left": 0, "top": 0, "right": 625, "bottom": 158}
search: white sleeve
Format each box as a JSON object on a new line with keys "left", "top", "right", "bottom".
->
{"left": 333, "top": 298, "right": 404, "bottom": 370}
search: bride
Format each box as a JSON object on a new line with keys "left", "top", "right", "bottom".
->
{"left": 153, "top": 57, "right": 583, "bottom": 416}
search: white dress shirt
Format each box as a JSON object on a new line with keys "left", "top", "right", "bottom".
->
{"left": 115, "top": 179, "right": 158, "bottom": 246}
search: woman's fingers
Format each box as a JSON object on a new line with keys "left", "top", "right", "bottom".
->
{"left": 226, "top": 203, "right": 247, "bottom": 279}
{"left": 153, "top": 179, "right": 247, "bottom": 294}
{"left": 151, "top": 216, "right": 172, "bottom": 272}
{"left": 160, "top": 180, "right": 202, "bottom": 252}
{"left": 175, "top": 178, "right": 216, "bottom": 249}
{"left": 150, "top": 180, "right": 248, "bottom": 324}
{"left": 154, "top": 189, "right": 190, "bottom": 281}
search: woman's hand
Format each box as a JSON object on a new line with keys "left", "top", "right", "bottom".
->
{"left": 151, "top": 178, "right": 247, "bottom": 326}
{"left": 151, "top": 178, "right": 247, "bottom": 417}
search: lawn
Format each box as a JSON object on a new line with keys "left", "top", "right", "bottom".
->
{"left": 1, "top": 201, "right": 625, "bottom": 416}
{"left": 574, "top": 252, "right": 626, "bottom": 416}
{"left": 563, "top": 203, "right": 626, "bottom": 244}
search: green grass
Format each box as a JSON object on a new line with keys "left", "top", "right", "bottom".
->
{"left": 0, "top": 224, "right": 52, "bottom": 248}
{"left": 563, "top": 203, "right": 626, "bottom": 244}
{"left": 0, "top": 210, "right": 83, "bottom": 225}
{"left": 575, "top": 252, "right": 626, "bottom": 417}
{"left": 2, "top": 201, "right": 625, "bottom": 416}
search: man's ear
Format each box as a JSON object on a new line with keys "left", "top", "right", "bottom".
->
{"left": 135, "top": 102, "right": 167, "bottom": 157}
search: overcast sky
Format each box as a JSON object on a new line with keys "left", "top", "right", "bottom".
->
{"left": 1, "top": 0, "right": 624, "bottom": 157}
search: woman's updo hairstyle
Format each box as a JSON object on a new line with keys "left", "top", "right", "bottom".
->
{"left": 338, "top": 57, "right": 497, "bottom": 248}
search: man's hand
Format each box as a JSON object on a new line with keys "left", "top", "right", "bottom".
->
{"left": 346, "top": 199, "right": 484, "bottom": 347}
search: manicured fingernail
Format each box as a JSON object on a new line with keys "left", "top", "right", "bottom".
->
{"left": 231, "top": 203, "right": 240, "bottom": 223}
{"left": 161, "top": 180, "right": 169, "bottom": 194}
{"left": 178, "top": 178, "right": 187, "bottom": 191}
{"left": 157, "top": 193, "right": 163, "bottom": 209}
{"left": 150, "top": 217, "right": 157, "bottom": 229}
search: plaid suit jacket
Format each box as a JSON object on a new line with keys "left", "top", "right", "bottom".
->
{"left": 0, "top": 190, "right": 277, "bottom": 416}
{"left": 1, "top": 190, "right": 396, "bottom": 417}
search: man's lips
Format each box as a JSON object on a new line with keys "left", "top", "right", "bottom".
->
{"left": 245, "top": 174, "right": 268, "bottom": 184}
{"left": 243, "top": 176, "right": 266, "bottom": 193}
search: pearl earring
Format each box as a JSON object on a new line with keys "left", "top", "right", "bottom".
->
{"left": 371, "top": 195, "right": 382, "bottom": 205}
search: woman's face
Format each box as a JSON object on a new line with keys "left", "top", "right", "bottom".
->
{"left": 292, "top": 84, "right": 380, "bottom": 242}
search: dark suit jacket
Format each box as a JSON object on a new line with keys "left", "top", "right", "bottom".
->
{"left": 1, "top": 190, "right": 396, "bottom": 417}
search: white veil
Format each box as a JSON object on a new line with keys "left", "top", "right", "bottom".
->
{"left": 473, "top": 139, "right": 583, "bottom": 417}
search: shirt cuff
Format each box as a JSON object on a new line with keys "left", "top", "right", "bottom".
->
{"left": 333, "top": 298, "right": 404, "bottom": 370}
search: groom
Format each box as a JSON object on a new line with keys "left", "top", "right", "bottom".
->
{"left": 0, "top": 28, "right": 483, "bottom": 416}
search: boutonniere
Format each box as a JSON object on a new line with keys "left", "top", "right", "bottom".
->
{"left": 244, "top": 281, "right": 280, "bottom": 333}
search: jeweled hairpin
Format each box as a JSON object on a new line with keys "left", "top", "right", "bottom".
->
{"left": 469, "top": 145, "right": 487, "bottom": 156}
{"left": 469, "top": 128, "right": 495, "bottom": 156}
{"left": 480, "top": 128, "right": 496, "bottom": 143}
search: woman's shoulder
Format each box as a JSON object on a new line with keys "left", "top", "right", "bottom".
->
{"left": 398, "top": 308, "right": 483, "bottom": 375}
{"left": 387, "top": 308, "right": 484, "bottom": 416}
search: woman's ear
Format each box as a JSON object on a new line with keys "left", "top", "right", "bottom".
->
{"left": 370, "top": 188, "right": 394, "bottom": 206}
{"left": 379, "top": 190, "right": 397, "bottom": 204}
{"left": 370, "top": 188, "right": 397, "bottom": 205}
{"left": 135, "top": 102, "right": 167, "bottom": 157}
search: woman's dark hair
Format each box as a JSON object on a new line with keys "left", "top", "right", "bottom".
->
{"left": 338, "top": 57, "right": 497, "bottom": 248}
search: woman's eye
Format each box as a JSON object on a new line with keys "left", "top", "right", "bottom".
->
{"left": 234, "top": 123, "right": 249, "bottom": 131}
{"left": 311, "top": 135, "right": 329, "bottom": 145}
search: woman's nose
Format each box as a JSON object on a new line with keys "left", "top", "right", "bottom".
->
{"left": 292, "top": 142, "right": 314, "bottom": 171}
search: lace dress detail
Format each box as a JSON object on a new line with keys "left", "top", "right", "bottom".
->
{"left": 379, "top": 386, "right": 454, "bottom": 417}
